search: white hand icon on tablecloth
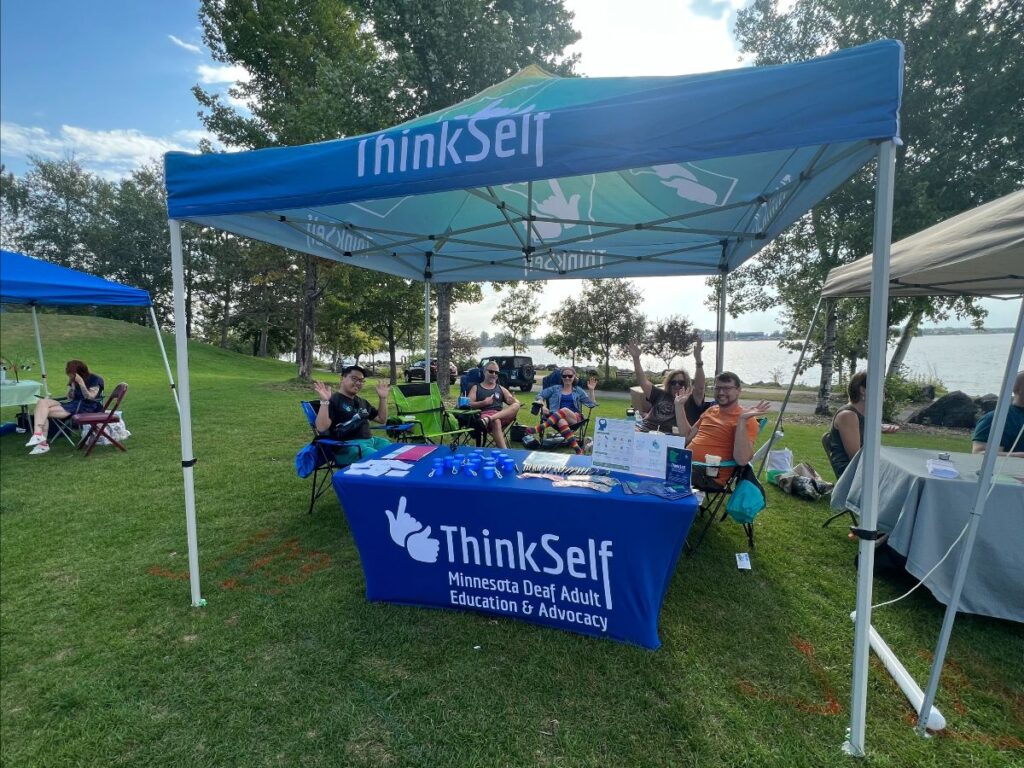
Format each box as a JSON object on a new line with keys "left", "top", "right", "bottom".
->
{"left": 533, "top": 179, "right": 580, "bottom": 240}
{"left": 384, "top": 496, "right": 440, "bottom": 563}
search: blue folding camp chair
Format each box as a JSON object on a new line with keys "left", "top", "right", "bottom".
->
{"left": 300, "top": 400, "right": 365, "bottom": 515}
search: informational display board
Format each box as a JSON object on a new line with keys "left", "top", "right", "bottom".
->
{"left": 590, "top": 417, "right": 686, "bottom": 478}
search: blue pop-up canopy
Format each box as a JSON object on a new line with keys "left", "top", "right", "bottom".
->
{"left": 166, "top": 40, "right": 903, "bottom": 284}
{"left": 0, "top": 249, "right": 178, "bottom": 407}
{"left": 1, "top": 250, "right": 152, "bottom": 306}
{"left": 163, "top": 42, "right": 907, "bottom": 754}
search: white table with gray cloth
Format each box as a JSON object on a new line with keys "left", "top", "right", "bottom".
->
{"left": 831, "top": 446, "right": 1024, "bottom": 623}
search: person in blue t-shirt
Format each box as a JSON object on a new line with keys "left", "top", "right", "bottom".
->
{"left": 972, "top": 371, "right": 1024, "bottom": 457}
{"left": 25, "top": 359, "right": 105, "bottom": 455}
{"left": 526, "top": 367, "right": 598, "bottom": 454}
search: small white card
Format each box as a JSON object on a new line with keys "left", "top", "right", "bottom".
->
{"left": 736, "top": 552, "right": 752, "bottom": 570}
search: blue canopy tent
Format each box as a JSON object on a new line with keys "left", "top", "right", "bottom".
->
{"left": 0, "top": 249, "right": 179, "bottom": 407}
{"left": 164, "top": 40, "right": 904, "bottom": 754}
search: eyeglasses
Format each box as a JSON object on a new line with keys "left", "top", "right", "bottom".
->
{"left": 713, "top": 384, "right": 736, "bottom": 392}
{"left": 562, "top": 374, "right": 575, "bottom": 379}
{"left": 670, "top": 379, "right": 688, "bottom": 387}
{"left": 348, "top": 376, "right": 365, "bottom": 384}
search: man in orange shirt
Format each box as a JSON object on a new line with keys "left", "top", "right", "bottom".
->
{"left": 673, "top": 371, "right": 770, "bottom": 489}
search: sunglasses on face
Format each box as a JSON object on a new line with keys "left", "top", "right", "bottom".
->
{"left": 486, "top": 370, "right": 499, "bottom": 375}
{"left": 670, "top": 379, "right": 688, "bottom": 387}
{"left": 562, "top": 374, "right": 575, "bottom": 379}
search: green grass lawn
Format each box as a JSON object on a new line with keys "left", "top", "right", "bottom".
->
{"left": 1, "top": 314, "right": 1021, "bottom": 768}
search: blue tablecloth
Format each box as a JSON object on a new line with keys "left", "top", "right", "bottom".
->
{"left": 333, "top": 447, "right": 699, "bottom": 649}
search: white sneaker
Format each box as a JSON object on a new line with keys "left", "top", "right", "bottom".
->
{"left": 29, "top": 442, "right": 50, "bottom": 455}
{"left": 25, "top": 433, "right": 45, "bottom": 447}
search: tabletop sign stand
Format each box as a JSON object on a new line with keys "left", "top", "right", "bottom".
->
{"left": 591, "top": 418, "right": 686, "bottom": 479}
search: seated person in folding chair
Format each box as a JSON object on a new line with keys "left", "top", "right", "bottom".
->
{"left": 673, "top": 371, "right": 770, "bottom": 490}
{"left": 625, "top": 339, "right": 709, "bottom": 434}
{"left": 467, "top": 362, "right": 521, "bottom": 449}
{"left": 971, "top": 370, "right": 1024, "bottom": 457}
{"left": 526, "top": 367, "right": 598, "bottom": 455}
{"left": 312, "top": 365, "right": 391, "bottom": 461}
{"left": 827, "top": 370, "right": 900, "bottom": 478}
{"left": 25, "top": 360, "right": 104, "bottom": 455}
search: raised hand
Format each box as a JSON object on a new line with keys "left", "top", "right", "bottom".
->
{"left": 881, "top": 423, "right": 901, "bottom": 434}
{"left": 674, "top": 385, "right": 693, "bottom": 404}
{"left": 375, "top": 380, "right": 391, "bottom": 400}
{"left": 313, "top": 380, "right": 333, "bottom": 401}
{"left": 384, "top": 497, "right": 419, "bottom": 547}
{"left": 587, "top": 375, "right": 598, "bottom": 391}
{"left": 692, "top": 338, "right": 703, "bottom": 365}
{"left": 625, "top": 340, "right": 641, "bottom": 360}
{"left": 740, "top": 400, "right": 772, "bottom": 419}
{"left": 405, "top": 526, "right": 440, "bottom": 563}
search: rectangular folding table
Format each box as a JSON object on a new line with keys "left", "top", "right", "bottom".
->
{"left": 333, "top": 447, "right": 699, "bottom": 648}
{"left": 831, "top": 446, "right": 1024, "bottom": 623}
{"left": 0, "top": 380, "right": 41, "bottom": 408}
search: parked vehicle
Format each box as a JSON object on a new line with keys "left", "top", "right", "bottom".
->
{"left": 405, "top": 358, "right": 458, "bottom": 383}
{"left": 479, "top": 355, "right": 536, "bottom": 392}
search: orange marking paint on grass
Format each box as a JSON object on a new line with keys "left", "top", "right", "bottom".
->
{"left": 147, "top": 566, "right": 189, "bottom": 581}
{"left": 736, "top": 636, "right": 842, "bottom": 716}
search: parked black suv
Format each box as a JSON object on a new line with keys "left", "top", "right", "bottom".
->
{"left": 480, "top": 355, "right": 536, "bottom": 392}
{"left": 405, "top": 358, "right": 459, "bottom": 383}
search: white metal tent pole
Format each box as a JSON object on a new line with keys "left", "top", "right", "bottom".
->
{"left": 756, "top": 296, "right": 823, "bottom": 477}
{"left": 845, "top": 140, "right": 897, "bottom": 758}
{"left": 716, "top": 268, "right": 727, "bottom": 376}
{"left": 149, "top": 306, "right": 180, "bottom": 413}
{"left": 916, "top": 297, "right": 1024, "bottom": 736}
{"left": 30, "top": 305, "right": 50, "bottom": 397}
{"left": 168, "top": 219, "right": 204, "bottom": 608}
{"left": 423, "top": 279, "right": 431, "bottom": 385}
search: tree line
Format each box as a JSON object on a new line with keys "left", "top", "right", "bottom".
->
{"left": 3, "top": 0, "right": 1019, "bottom": 411}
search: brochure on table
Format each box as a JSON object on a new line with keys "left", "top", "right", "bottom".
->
{"left": 591, "top": 417, "right": 686, "bottom": 478}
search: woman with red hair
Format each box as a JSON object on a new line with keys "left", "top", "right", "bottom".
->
{"left": 24, "top": 360, "right": 104, "bottom": 455}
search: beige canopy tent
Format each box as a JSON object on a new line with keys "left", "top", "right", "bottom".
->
{"left": 822, "top": 188, "right": 1024, "bottom": 298}
{"left": 820, "top": 187, "right": 1023, "bottom": 739}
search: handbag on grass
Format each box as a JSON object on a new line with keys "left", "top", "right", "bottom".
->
{"left": 725, "top": 465, "right": 766, "bottom": 524}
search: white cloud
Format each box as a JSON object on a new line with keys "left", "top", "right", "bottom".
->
{"left": 197, "top": 63, "right": 251, "bottom": 85}
{"left": 0, "top": 121, "right": 216, "bottom": 180}
{"left": 168, "top": 35, "right": 202, "bottom": 54}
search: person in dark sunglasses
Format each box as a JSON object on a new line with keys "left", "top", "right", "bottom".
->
{"left": 625, "top": 339, "right": 709, "bottom": 434}
{"left": 527, "top": 368, "right": 599, "bottom": 454}
{"left": 466, "top": 365, "right": 522, "bottom": 448}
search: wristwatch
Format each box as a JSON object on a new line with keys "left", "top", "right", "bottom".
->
{"left": 319, "top": 399, "right": 330, "bottom": 406}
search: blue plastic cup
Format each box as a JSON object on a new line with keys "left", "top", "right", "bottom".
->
{"left": 443, "top": 455, "right": 455, "bottom": 470}
{"left": 501, "top": 458, "right": 516, "bottom": 474}
{"left": 458, "top": 396, "right": 471, "bottom": 408}
{"left": 481, "top": 465, "right": 496, "bottom": 480}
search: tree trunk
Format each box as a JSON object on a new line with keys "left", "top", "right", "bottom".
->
{"left": 887, "top": 307, "right": 923, "bottom": 378}
{"left": 258, "top": 310, "right": 270, "bottom": 357}
{"left": 815, "top": 299, "right": 837, "bottom": 415}
{"left": 387, "top": 324, "right": 398, "bottom": 384}
{"left": 296, "top": 255, "right": 321, "bottom": 382}
{"left": 219, "top": 282, "right": 231, "bottom": 348}
{"left": 436, "top": 283, "right": 452, "bottom": 396}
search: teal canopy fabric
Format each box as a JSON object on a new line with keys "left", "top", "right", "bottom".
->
{"left": 0, "top": 250, "right": 151, "bottom": 307}
{"left": 165, "top": 40, "right": 903, "bottom": 283}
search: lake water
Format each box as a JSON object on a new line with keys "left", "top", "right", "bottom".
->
{"left": 472, "top": 333, "right": 1018, "bottom": 395}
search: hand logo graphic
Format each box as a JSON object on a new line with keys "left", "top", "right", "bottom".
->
{"left": 384, "top": 497, "right": 439, "bottom": 563}
{"left": 405, "top": 526, "right": 440, "bottom": 563}
{"left": 533, "top": 179, "right": 580, "bottom": 239}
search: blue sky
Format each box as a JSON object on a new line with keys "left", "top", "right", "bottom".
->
{"left": 1, "top": 1, "right": 1016, "bottom": 332}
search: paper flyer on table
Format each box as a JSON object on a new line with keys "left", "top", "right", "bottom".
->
{"left": 591, "top": 417, "right": 686, "bottom": 478}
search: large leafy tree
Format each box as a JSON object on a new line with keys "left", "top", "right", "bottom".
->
{"left": 723, "top": 0, "right": 1022, "bottom": 411}
{"left": 492, "top": 292, "right": 542, "bottom": 354}
{"left": 578, "top": 279, "right": 646, "bottom": 379}
{"left": 353, "top": 0, "right": 580, "bottom": 395}
{"left": 644, "top": 315, "right": 699, "bottom": 372}
{"left": 543, "top": 295, "right": 596, "bottom": 366}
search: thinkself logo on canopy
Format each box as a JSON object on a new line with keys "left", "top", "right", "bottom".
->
{"left": 383, "top": 496, "right": 614, "bottom": 609}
